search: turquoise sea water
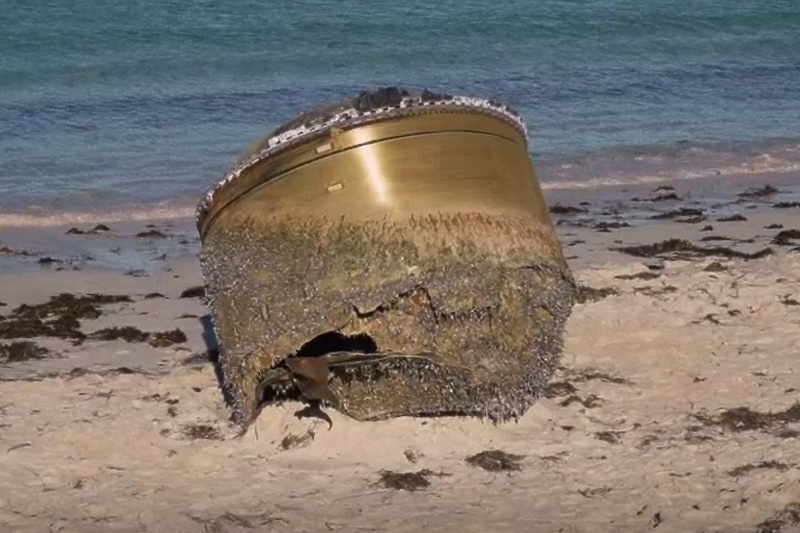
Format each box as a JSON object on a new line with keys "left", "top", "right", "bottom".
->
{"left": 1, "top": 0, "right": 799, "bottom": 221}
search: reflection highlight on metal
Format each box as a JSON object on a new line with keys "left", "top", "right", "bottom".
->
{"left": 349, "top": 127, "right": 389, "bottom": 205}
{"left": 197, "top": 88, "right": 576, "bottom": 425}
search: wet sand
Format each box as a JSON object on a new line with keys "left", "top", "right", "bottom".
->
{"left": 1, "top": 175, "right": 799, "bottom": 532}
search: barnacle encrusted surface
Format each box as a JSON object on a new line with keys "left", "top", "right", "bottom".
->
{"left": 200, "top": 212, "right": 576, "bottom": 424}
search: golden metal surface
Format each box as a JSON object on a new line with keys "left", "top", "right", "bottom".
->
{"left": 199, "top": 111, "right": 553, "bottom": 238}
{"left": 198, "top": 97, "right": 574, "bottom": 424}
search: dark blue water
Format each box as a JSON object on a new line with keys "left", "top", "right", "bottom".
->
{"left": 2, "top": 0, "right": 799, "bottom": 222}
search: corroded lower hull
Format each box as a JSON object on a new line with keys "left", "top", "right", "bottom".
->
{"left": 198, "top": 89, "right": 576, "bottom": 424}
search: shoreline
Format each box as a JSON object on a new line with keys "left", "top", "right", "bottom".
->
{"left": 2, "top": 168, "right": 798, "bottom": 274}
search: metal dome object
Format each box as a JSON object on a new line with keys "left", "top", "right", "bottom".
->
{"left": 197, "top": 87, "right": 576, "bottom": 425}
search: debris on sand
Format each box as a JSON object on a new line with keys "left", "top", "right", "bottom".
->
{"left": 595, "top": 431, "right": 622, "bottom": 444}
{"left": 576, "top": 285, "right": 618, "bottom": 303}
{"left": 87, "top": 326, "right": 187, "bottom": 347}
{"left": 181, "top": 424, "right": 223, "bottom": 441}
{"left": 144, "top": 292, "right": 166, "bottom": 299}
{"left": 632, "top": 193, "right": 682, "bottom": 202}
{"left": 377, "top": 470, "right": 431, "bottom": 491}
{"left": 694, "top": 403, "right": 800, "bottom": 433}
{"left": 179, "top": 286, "right": 205, "bottom": 299}
{"left": 613, "top": 238, "right": 772, "bottom": 261}
{"left": 0, "top": 293, "right": 132, "bottom": 342}
{"left": 544, "top": 380, "right": 578, "bottom": 398}
{"left": 649, "top": 208, "right": 704, "bottom": 220}
{"left": 774, "top": 202, "right": 800, "bottom": 209}
{"left": 615, "top": 271, "right": 661, "bottom": 281}
{"left": 772, "top": 229, "right": 800, "bottom": 246}
{"left": 465, "top": 450, "right": 524, "bottom": 472}
{"left": 136, "top": 229, "right": 167, "bottom": 239}
{"left": 0, "top": 341, "right": 49, "bottom": 363}
{"left": 738, "top": 185, "right": 780, "bottom": 198}
{"left": 717, "top": 214, "right": 748, "bottom": 222}
{"left": 280, "top": 429, "right": 316, "bottom": 450}
{"left": 755, "top": 502, "right": 800, "bottom": 533}
{"left": 377, "top": 468, "right": 450, "bottom": 491}
{"left": 594, "top": 221, "right": 630, "bottom": 231}
{"left": 0, "top": 315, "right": 84, "bottom": 341}
{"left": 704, "top": 262, "right": 728, "bottom": 272}
{"left": 0, "top": 242, "right": 31, "bottom": 256}
{"left": 549, "top": 204, "right": 587, "bottom": 215}
{"left": 66, "top": 225, "right": 110, "bottom": 235}
{"left": 147, "top": 329, "right": 188, "bottom": 348}
{"left": 89, "top": 326, "right": 149, "bottom": 343}
{"left": 727, "top": 460, "right": 790, "bottom": 477}
{"left": 12, "top": 293, "right": 131, "bottom": 321}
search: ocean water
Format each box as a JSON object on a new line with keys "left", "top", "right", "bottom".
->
{"left": 1, "top": 0, "right": 799, "bottom": 224}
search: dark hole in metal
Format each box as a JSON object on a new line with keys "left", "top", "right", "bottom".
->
{"left": 258, "top": 331, "right": 378, "bottom": 407}
{"left": 294, "top": 331, "right": 378, "bottom": 358}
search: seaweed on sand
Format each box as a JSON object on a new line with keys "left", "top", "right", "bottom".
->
{"left": 694, "top": 403, "right": 800, "bottom": 433}
{"left": 756, "top": 503, "right": 800, "bottom": 533}
{"left": 649, "top": 208, "right": 704, "bottom": 220}
{"left": 772, "top": 229, "right": 800, "bottom": 246}
{"left": 549, "top": 204, "right": 587, "bottom": 215}
{"left": 465, "top": 450, "right": 524, "bottom": 471}
{"left": 89, "top": 326, "right": 149, "bottom": 343}
{"left": 0, "top": 341, "right": 49, "bottom": 363}
{"left": 575, "top": 285, "right": 618, "bottom": 303}
{"left": 179, "top": 286, "right": 205, "bottom": 299}
{"left": 738, "top": 185, "right": 780, "bottom": 198}
{"left": 87, "top": 326, "right": 187, "bottom": 347}
{"left": 0, "top": 293, "right": 131, "bottom": 342}
{"left": 181, "top": 424, "right": 223, "bottom": 440}
{"left": 613, "top": 238, "right": 772, "bottom": 261}
{"left": 376, "top": 470, "right": 438, "bottom": 491}
{"left": 12, "top": 293, "right": 131, "bottom": 321}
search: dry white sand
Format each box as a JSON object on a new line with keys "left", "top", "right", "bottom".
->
{"left": 1, "top": 187, "right": 799, "bottom": 532}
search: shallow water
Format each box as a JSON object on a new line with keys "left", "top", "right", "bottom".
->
{"left": 1, "top": 0, "right": 799, "bottom": 222}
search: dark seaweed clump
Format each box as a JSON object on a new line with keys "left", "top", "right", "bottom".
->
{"left": 89, "top": 326, "right": 149, "bottom": 343}
{"left": 717, "top": 214, "right": 748, "bottom": 222}
{"left": 613, "top": 239, "right": 772, "bottom": 260}
{"left": 144, "top": 292, "right": 166, "bottom": 299}
{"left": 727, "top": 460, "right": 789, "bottom": 477}
{"left": 594, "top": 221, "right": 630, "bottom": 231}
{"left": 181, "top": 424, "right": 223, "bottom": 440}
{"left": 136, "top": 229, "right": 167, "bottom": 239}
{"left": 549, "top": 204, "right": 587, "bottom": 216}
{"left": 66, "top": 224, "right": 110, "bottom": 235}
{"left": 615, "top": 271, "right": 660, "bottom": 281}
{"left": 13, "top": 293, "right": 130, "bottom": 320}
{"left": 465, "top": 450, "right": 524, "bottom": 471}
{"left": 0, "top": 294, "right": 131, "bottom": 341}
{"left": 774, "top": 202, "right": 800, "bottom": 209}
{"left": 377, "top": 470, "right": 432, "bottom": 491}
{"left": 0, "top": 341, "right": 49, "bottom": 363}
{"left": 704, "top": 262, "right": 728, "bottom": 272}
{"left": 772, "top": 229, "right": 800, "bottom": 246}
{"left": 148, "top": 329, "right": 188, "bottom": 347}
{"left": 738, "top": 185, "right": 780, "bottom": 198}
{"left": 575, "top": 285, "right": 618, "bottom": 303}
{"left": 179, "top": 286, "right": 205, "bottom": 299}
{"left": 694, "top": 403, "right": 800, "bottom": 433}
{"left": 650, "top": 208, "right": 704, "bottom": 220}
{"left": 88, "top": 326, "right": 187, "bottom": 347}
{"left": 756, "top": 503, "right": 800, "bottom": 533}
{"left": 632, "top": 193, "right": 682, "bottom": 202}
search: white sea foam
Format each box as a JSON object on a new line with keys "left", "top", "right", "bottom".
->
{"left": 0, "top": 204, "right": 195, "bottom": 228}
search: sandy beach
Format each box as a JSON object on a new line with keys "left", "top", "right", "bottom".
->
{"left": 1, "top": 175, "right": 799, "bottom": 533}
